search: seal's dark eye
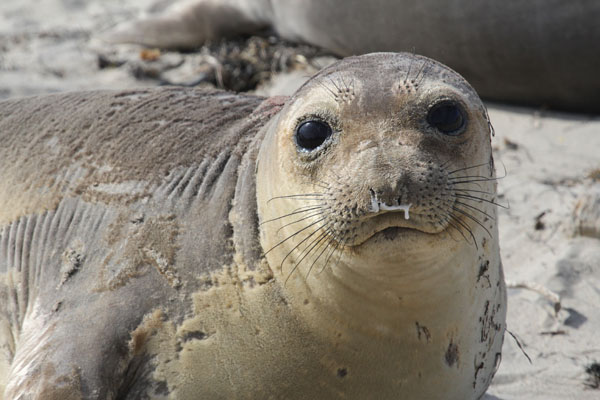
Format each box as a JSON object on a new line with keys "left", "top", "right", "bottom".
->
{"left": 296, "top": 120, "right": 333, "bottom": 150}
{"left": 427, "top": 101, "right": 466, "bottom": 135}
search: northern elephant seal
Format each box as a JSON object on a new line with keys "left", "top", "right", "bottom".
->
{"left": 0, "top": 53, "right": 505, "bottom": 399}
{"left": 105, "top": 0, "right": 600, "bottom": 112}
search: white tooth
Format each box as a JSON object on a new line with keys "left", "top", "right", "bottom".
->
{"left": 379, "top": 203, "right": 412, "bottom": 220}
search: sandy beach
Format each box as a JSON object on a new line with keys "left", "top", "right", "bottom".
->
{"left": 1, "top": 0, "right": 599, "bottom": 398}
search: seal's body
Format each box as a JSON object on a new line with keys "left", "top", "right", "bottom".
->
{"left": 106, "top": 0, "right": 600, "bottom": 112}
{"left": 0, "top": 53, "right": 505, "bottom": 399}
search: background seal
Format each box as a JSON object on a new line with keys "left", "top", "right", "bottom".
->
{"left": 105, "top": 0, "right": 600, "bottom": 112}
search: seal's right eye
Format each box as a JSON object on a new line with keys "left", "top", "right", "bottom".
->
{"left": 295, "top": 120, "right": 332, "bottom": 151}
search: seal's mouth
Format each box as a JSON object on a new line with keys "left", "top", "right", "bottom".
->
{"left": 373, "top": 226, "right": 420, "bottom": 241}
{"left": 351, "top": 211, "right": 445, "bottom": 247}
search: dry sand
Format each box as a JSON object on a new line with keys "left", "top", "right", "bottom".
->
{"left": 1, "top": 0, "right": 599, "bottom": 398}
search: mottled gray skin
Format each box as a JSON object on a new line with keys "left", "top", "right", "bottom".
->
{"left": 0, "top": 53, "right": 505, "bottom": 399}
{"left": 0, "top": 88, "right": 278, "bottom": 398}
{"left": 107, "top": 0, "right": 600, "bottom": 112}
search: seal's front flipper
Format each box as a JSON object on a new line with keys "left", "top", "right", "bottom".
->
{"left": 102, "top": 0, "right": 272, "bottom": 50}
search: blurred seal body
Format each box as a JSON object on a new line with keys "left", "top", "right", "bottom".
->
{"left": 106, "top": 0, "right": 600, "bottom": 112}
{"left": 0, "top": 53, "right": 505, "bottom": 399}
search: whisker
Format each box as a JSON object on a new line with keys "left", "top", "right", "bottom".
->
{"left": 311, "top": 179, "right": 331, "bottom": 190}
{"left": 320, "top": 235, "right": 348, "bottom": 276}
{"left": 267, "top": 193, "right": 326, "bottom": 203}
{"left": 415, "top": 59, "right": 429, "bottom": 86}
{"left": 454, "top": 200, "right": 495, "bottom": 221}
{"left": 448, "top": 174, "right": 494, "bottom": 181}
{"left": 450, "top": 166, "right": 506, "bottom": 179}
{"left": 446, "top": 218, "right": 469, "bottom": 243}
{"left": 449, "top": 162, "right": 506, "bottom": 179}
{"left": 318, "top": 238, "right": 343, "bottom": 275}
{"left": 276, "top": 211, "right": 325, "bottom": 234}
{"left": 449, "top": 178, "right": 503, "bottom": 185}
{"left": 285, "top": 228, "right": 331, "bottom": 284}
{"left": 280, "top": 222, "right": 328, "bottom": 280}
{"left": 449, "top": 214, "right": 479, "bottom": 250}
{"left": 308, "top": 179, "right": 331, "bottom": 191}
{"left": 259, "top": 205, "right": 325, "bottom": 226}
{"left": 264, "top": 217, "right": 326, "bottom": 255}
{"left": 305, "top": 230, "right": 336, "bottom": 279}
{"left": 496, "top": 161, "right": 507, "bottom": 178}
{"left": 269, "top": 193, "right": 326, "bottom": 198}
{"left": 412, "top": 59, "right": 426, "bottom": 83}
{"left": 340, "top": 74, "right": 350, "bottom": 93}
{"left": 315, "top": 80, "right": 338, "bottom": 100}
{"left": 452, "top": 188, "right": 495, "bottom": 196}
{"left": 438, "top": 159, "right": 453, "bottom": 171}
{"left": 329, "top": 238, "right": 347, "bottom": 271}
{"left": 452, "top": 206, "right": 492, "bottom": 238}
{"left": 404, "top": 56, "right": 414, "bottom": 82}
{"left": 447, "top": 162, "right": 490, "bottom": 175}
{"left": 454, "top": 194, "right": 509, "bottom": 209}
{"left": 442, "top": 218, "right": 463, "bottom": 243}
{"left": 273, "top": 197, "right": 326, "bottom": 202}
{"left": 328, "top": 76, "right": 343, "bottom": 94}
{"left": 443, "top": 215, "right": 470, "bottom": 245}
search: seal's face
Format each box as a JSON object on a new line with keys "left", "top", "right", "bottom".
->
{"left": 258, "top": 52, "right": 496, "bottom": 275}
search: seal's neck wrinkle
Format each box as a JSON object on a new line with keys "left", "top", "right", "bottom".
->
{"left": 230, "top": 126, "right": 266, "bottom": 271}
{"left": 282, "top": 238, "right": 479, "bottom": 339}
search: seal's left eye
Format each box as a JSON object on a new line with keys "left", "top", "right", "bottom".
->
{"left": 427, "top": 101, "right": 466, "bottom": 135}
{"left": 296, "top": 120, "right": 333, "bottom": 150}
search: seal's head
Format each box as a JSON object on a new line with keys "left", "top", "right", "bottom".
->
{"left": 256, "top": 54, "right": 504, "bottom": 398}
{"left": 258, "top": 52, "right": 496, "bottom": 274}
